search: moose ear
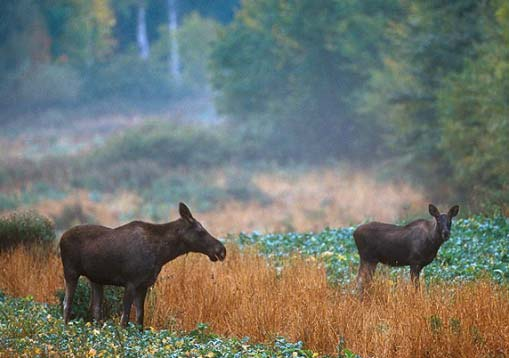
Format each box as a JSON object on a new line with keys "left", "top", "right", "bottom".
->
{"left": 428, "top": 204, "right": 440, "bottom": 218}
{"left": 448, "top": 205, "right": 459, "bottom": 218}
{"left": 179, "top": 202, "right": 194, "bottom": 223}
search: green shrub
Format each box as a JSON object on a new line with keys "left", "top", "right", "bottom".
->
{"left": 0, "top": 211, "right": 55, "bottom": 251}
{"left": 86, "top": 55, "right": 172, "bottom": 100}
{"left": 16, "top": 64, "right": 82, "bottom": 105}
{"left": 89, "top": 121, "right": 231, "bottom": 169}
{"left": 55, "top": 278, "right": 123, "bottom": 322}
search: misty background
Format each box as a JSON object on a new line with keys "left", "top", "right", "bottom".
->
{"left": 0, "top": 0, "right": 508, "bottom": 234}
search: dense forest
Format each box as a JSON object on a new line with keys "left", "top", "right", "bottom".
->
{"left": 1, "top": 0, "right": 508, "bottom": 212}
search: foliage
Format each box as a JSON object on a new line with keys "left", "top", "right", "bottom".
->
{"left": 211, "top": 0, "right": 400, "bottom": 162}
{"left": 151, "top": 12, "right": 221, "bottom": 93}
{"left": 0, "top": 296, "right": 320, "bottom": 357}
{"left": 237, "top": 216, "right": 509, "bottom": 283}
{"left": 0, "top": 211, "right": 55, "bottom": 251}
{"left": 55, "top": 278, "right": 123, "bottom": 322}
{"left": 85, "top": 54, "right": 173, "bottom": 100}
{"left": 88, "top": 121, "right": 231, "bottom": 169}
{"left": 360, "top": 1, "right": 490, "bottom": 199}
{"left": 437, "top": 0, "right": 509, "bottom": 211}
{"left": 0, "top": 183, "right": 67, "bottom": 213}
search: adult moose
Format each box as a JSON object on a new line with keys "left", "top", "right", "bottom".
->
{"left": 354, "top": 204, "right": 459, "bottom": 296}
{"left": 60, "top": 202, "right": 226, "bottom": 328}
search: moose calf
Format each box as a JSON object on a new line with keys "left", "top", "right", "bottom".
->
{"left": 354, "top": 204, "right": 459, "bottom": 296}
{"left": 59, "top": 202, "right": 226, "bottom": 328}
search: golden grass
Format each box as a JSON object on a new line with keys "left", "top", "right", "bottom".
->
{"left": 1, "top": 245, "right": 508, "bottom": 357}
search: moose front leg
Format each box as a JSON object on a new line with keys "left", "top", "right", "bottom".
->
{"left": 410, "top": 265, "right": 422, "bottom": 290}
{"left": 90, "top": 281, "right": 104, "bottom": 322}
{"left": 120, "top": 285, "right": 135, "bottom": 328}
{"left": 133, "top": 287, "right": 148, "bottom": 329}
{"left": 63, "top": 276, "right": 78, "bottom": 324}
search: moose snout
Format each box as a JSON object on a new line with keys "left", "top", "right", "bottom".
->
{"left": 442, "top": 230, "right": 450, "bottom": 240}
{"left": 210, "top": 245, "right": 226, "bottom": 262}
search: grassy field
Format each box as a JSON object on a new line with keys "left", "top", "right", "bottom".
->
{"left": 1, "top": 112, "right": 508, "bottom": 357}
{"left": 1, "top": 216, "right": 508, "bottom": 356}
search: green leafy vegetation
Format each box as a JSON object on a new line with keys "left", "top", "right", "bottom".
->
{"left": 54, "top": 278, "right": 123, "bottom": 322}
{"left": 0, "top": 295, "right": 320, "bottom": 357}
{"left": 0, "top": 211, "right": 55, "bottom": 251}
{"left": 238, "top": 216, "right": 509, "bottom": 283}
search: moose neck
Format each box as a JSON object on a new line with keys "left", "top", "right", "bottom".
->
{"left": 156, "top": 221, "right": 193, "bottom": 265}
{"left": 428, "top": 219, "right": 445, "bottom": 251}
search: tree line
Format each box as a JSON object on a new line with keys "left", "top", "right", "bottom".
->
{"left": 0, "top": 0, "right": 507, "bottom": 211}
{"left": 210, "top": 0, "right": 509, "bottom": 211}
{"left": 0, "top": 0, "right": 237, "bottom": 107}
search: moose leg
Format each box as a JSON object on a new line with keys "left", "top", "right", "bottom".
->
{"left": 63, "top": 274, "right": 78, "bottom": 324}
{"left": 90, "top": 282, "right": 104, "bottom": 322}
{"left": 410, "top": 265, "right": 422, "bottom": 290}
{"left": 120, "top": 285, "right": 135, "bottom": 328}
{"left": 357, "top": 260, "right": 377, "bottom": 299}
{"left": 133, "top": 287, "right": 148, "bottom": 329}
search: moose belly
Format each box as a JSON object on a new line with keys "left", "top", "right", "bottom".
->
{"left": 379, "top": 256, "right": 410, "bottom": 267}
{"left": 375, "top": 246, "right": 413, "bottom": 266}
{"left": 80, "top": 251, "right": 159, "bottom": 287}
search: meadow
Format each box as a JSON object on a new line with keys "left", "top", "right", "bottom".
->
{"left": 0, "top": 216, "right": 508, "bottom": 357}
{"left": 1, "top": 112, "right": 508, "bottom": 357}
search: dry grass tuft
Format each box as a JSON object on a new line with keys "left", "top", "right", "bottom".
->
{"left": 0, "top": 246, "right": 62, "bottom": 303}
{"left": 1, "top": 245, "right": 508, "bottom": 357}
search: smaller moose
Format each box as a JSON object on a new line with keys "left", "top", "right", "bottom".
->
{"left": 354, "top": 204, "right": 459, "bottom": 296}
{"left": 59, "top": 202, "right": 226, "bottom": 328}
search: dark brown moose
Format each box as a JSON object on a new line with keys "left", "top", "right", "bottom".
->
{"left": 354, "top": 204, "right": 459, "bottom": 296}
{"left": 59, "top": 202, "right": 226, "bottom": 328}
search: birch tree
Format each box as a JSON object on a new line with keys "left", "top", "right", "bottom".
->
{"left": 137, "top": 0, "right": 150, "bottom": 60}
{"left": 168, "top": 0, "right": 181, "bottom": 83}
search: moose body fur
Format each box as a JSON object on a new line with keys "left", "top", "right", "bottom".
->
{"left": 354, "top": 204, "right": 459, "bottom": 296}
{"left": 59, "top": 203, "right": 226, "bottom": 328}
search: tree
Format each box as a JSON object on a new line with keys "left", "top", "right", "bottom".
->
{"left": 211, "top": 0, "right": 399, "bottom": 161}
{"left": 438, "top": 0, "right": 509, "bottom": 210}
{"left": 361, "top": 0, "right": 486, "bottom": 196}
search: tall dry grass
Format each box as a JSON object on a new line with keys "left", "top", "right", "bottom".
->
{"left": 1, "top": 245, "right": 508, "bottom": 357}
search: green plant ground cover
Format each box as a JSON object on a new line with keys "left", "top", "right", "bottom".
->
{"left": 1, "top": 215, "right": 507, "bottom": 357}
{"left": 237, "top": 216, "right": 509, "bottom": 283}
{"left": 0, "top": 295, "right": 343, "bottom": 357}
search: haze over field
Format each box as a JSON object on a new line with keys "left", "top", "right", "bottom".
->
{"left": 1, "top": 1, "right": 508, "bottom": 357}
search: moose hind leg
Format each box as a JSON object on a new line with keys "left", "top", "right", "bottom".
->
{"left": 90, "top": 281, "right": 104, "bottom": 322}
{"left": 357, "top": 260, "right": 377, "bottom": 299}
{"left": 133, "top": 287, "right": 148, "bottom": 329}
{"left": 120, "top": 285, "right": 135, "bottom": 328}
{"left": 63, "top": 274, "right": 78, "bottom": 324}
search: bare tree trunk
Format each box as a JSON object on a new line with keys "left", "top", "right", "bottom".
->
{"left": 137, "top": 2, "right": 150, "bottom": 60}
{"left": 168, "top": 0, "right": 181, "bottom": 83}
